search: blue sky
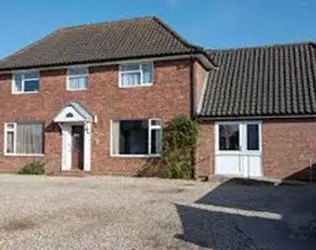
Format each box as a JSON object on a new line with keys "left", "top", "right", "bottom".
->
{"left": 0, "top": 0, "right": 315, "bottom": 58}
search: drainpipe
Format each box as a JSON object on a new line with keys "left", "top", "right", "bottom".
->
{"left": 189, "top": 54, "right": 195, "bottom": 119}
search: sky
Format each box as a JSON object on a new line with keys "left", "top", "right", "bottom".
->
{"left": 0, "top": 0, "right": 315, "bottom": 58}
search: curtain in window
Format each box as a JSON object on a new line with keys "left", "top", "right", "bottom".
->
{"left": 150, "top": 129, "right": 162, "bottom": 154}
{"left": 69, "top": 77, "right": 88, "bottom": 89}
{"left": 14, "top": 74, "right": 23, "bottom": 92}
{"left": 112, "top": 121, "right": 120, "bottom": 155}
{"left": 6, "top": 131, "right": 14, "bottom": 153}
{"left": 16, "top": 124, "right": 43, "bottom": 154}
{"left": 142, "top": 63, "right": 153, "bottom": 83}
{"left": 121, "top": 73, "right": 141, "bottom": 87}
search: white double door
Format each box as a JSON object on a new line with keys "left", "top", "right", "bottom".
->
{"left": 215, "top": 122, "right": 262, "bottom": 178}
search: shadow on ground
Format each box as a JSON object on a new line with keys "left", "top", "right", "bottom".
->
{"left": 175, "top": 178, "right": 316, "bottom": 250}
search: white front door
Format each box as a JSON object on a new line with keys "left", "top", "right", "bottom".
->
{"left": 60, "top": 122, "right": 92, "bottom": 172}
{"left": 61, "top": 124, "right": 72, "bottom": 171}
{"left": 215, "top": 122, "right": 262, "bottom": 177}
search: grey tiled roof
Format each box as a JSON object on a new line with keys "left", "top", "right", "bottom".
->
{"left": 199, "top": 42, "right": 316, "bottom": 118}
{"left": 0, "top": 16, "right": 203, "bottom": 71}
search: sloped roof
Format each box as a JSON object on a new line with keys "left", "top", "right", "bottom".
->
{"left": 0, "top": 16, "right": 206, "bottom": 71}
{"left": 199, "top": 42, "right": 316, "bottom": 119}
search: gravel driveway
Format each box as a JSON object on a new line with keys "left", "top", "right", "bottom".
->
{"left": 0, "top": 175, "right": 315, "bottom": 250}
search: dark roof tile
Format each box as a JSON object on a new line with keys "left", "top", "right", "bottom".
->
{"left": 0, "top": 16, "right": 202, "bottom": 71}
{"left": 200, "top": 42, "right": 316, "bottom": 118}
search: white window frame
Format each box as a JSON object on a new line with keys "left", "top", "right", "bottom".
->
{"left": 66, "top": 67, "right": 89, "bottom": 91}
{"left": 215, "top": 121, "right": 262, "bottom": 155}
{"left": 12, "top": 71, "right": 40, "bottom": 94}
{"left": 119, "top": 62, "right": 154, "bottom": 88}
{"left": 110, "top": 118, "right": 162, "bottom": 157}
{"left": 4, "top": 122, "right": 45, "bottom": 157}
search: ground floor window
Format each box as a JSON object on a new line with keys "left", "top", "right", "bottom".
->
{"left": 4, "top": 123, "right": 44, "bottom": 155}
{"left": 111, "top": 119, "right": 162, "bottom": 156}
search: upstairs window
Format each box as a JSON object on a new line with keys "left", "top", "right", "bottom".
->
{"left": 119, "top": 62, "right": 153, "bottom": 87}
{"left": 67, "top": 67, "right": 88, "bottom": 90}
{"left": 12, "top": 72, "right": 39, "bottom": 93}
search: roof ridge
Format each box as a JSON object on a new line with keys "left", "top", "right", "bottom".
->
{"left": 207, "top": 41, "right": 316, "bottom": 53}
{"left": 58, "top": 16, "right": 155, "bottom": 32}
{"left": 55, "top": 15, "right": 204, "bottom": 53}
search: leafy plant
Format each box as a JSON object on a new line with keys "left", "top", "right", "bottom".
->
{"left": 138, "top": 115, "right": 199, "bottom": 179}
{"left": 18, "top": 161, "right": 46, "bottom": 175}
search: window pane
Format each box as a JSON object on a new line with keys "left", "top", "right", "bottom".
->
{"left": 6, "top": 123, "right": 14, "bottom": 130}
{"left": 112, "top": 121, "right": 120, "bottom": 155}
{"left": 150, "top": 119, "right": 161, "bottom": 126}
{"left": 219, "top": 124, "right": 240, "bottom": 150}
{"left": 69, "top": 76, "right": 88, "bottom": 89}
{"left": 6, "top": 131, "right": 14, "bottom": 154}
{"left": 24, "top": 80, "right": 39, "bottom": 92}
{"left": 121, "top": 72, "right": 141, "bottom": 87}
{"left": 247, "top": 124, "right": 259, "bottom": 150}
{"left": 68, "top": 68, "right": 88, "bottom": 76}
{"left": 16, "top": 124, "right": 43, "bottom": 154}
{"left": 151, "top": 128, "right": 162, "bottom": 154}
{"left": 119, "top": 120, "right": 148, "bottom": 154}
{"left": 121, "top": 63, "right": 140, "bottom": 71}
{"left": 24, "top": 72, "right": 39, "bottom": 79}
{"left": 14, "top": 74, "right": 23, "bottom": 92}
{"left": 142, "top": 63, "right": 153, "bottom": 83}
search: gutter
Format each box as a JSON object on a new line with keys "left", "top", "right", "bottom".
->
{"left": 0, "top": 52, "right": 215, "bottom": 74}
{"left": 189, "top": 54, "right": 195, "bottom": 119}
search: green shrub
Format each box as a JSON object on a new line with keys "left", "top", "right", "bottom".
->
{"left": 138, "top": 115, "right": 199, "bottom": 179}
{"left": 18, "top": 161, "right": 46, "bottom": 175}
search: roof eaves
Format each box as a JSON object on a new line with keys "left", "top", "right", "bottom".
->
{"left": 0, "top": 51, "right": 196, "bottom": 72}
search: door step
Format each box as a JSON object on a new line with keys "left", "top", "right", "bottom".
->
{"left": 48, "top": 170, "right": 90, "bottom": 177}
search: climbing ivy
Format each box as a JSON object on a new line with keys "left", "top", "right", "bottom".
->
{"left": 138, "top": 115, "right": 199, "bottom": 179}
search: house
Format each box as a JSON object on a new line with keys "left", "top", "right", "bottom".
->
{"left": 0, "top": 16, "right": 315, "bottom": 181}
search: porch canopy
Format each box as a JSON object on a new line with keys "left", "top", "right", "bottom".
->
{"left": 53, "top": 101, "right": 93, "bottom": 123}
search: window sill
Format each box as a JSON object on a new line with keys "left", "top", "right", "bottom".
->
{"left": 111, "top": 154, "right": 161, "bottom": 158}
{"left": 66, "top": 88, "right": 88, "bottom": 91}
{"left": 12, "top": 91, "right": 39, "bottom": 95}
{"left": 4, "top": 153, "right": 45, "bottom": 157}
{"left": 119, "top": 83, "right": 153, "bottom": 88}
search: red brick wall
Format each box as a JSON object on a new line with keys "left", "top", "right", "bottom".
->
{"left": 263, "top": 120, "right": 316, "bottom": 180}
{"left": 0, "top": 59, "right": 192, "bottom": 174}
{"left": 194, "top": 119, "right": 316, "bottom": 181}
{"left": 195, "top": 122, "right": 214, "bottom": 178}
